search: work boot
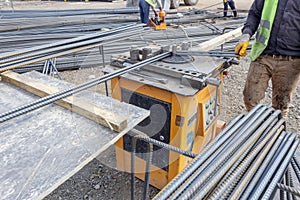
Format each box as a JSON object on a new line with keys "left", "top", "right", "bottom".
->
{"left": 233, "top": 11, "right": 237, "bottom": 17}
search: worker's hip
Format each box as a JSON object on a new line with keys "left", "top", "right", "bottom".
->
{"left": 244, "top": 53, "right": 300, "bottom": 114}
{"left": 261, "top": 54, "right": 300, "bottom": 61}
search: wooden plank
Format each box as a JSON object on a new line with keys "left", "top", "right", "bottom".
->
{"left": 1, "top": 70, "right": 127, "bottom": 132}
{"left": 192, "top": 27, "right": 242, "bottom": 51}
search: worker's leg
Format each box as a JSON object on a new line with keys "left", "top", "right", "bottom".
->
{"left": 271, "top": 57, "right": 300, "bottom": 118}
{"left": 223, "top": 2, "right": 228, "bottom": 17}
{"left": 243, "top": 55, "right": 272, "bottom": 111}
{"left": 139, "top": 0, "right": 150, "bottom": 24}
{"left": 228, "top": 1, "right": 237, "bottom": 17}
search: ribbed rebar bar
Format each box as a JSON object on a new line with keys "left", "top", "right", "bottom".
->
{"left": 261, "top": 139, "right": 299, "bottom": 200}
{"left": 209, "top": 117, "right": 284, "bottom": 200}
{"left": 0, "top": 52, "right": 171, "bottom": 123}
{"left": 277, "top": 183, "right": 300, "bottom": 198}
{"left": 0, "top": 23, "right": 139, "bottom": 60}
{"left": 177, "top": 108, "right": 276, "bottom": 200}
{"left": 208, "top": 117, "right": 280, "bottom": 199}
{"left": 130, "top": 129, "right": 197, "bottom": 159}
{"left": 170, "top": 106, "right": 271, "bottom": 199}
{"left": 153, "top": 105, "right": 264, "bottom": 200}
{"left": 131, "top": 136, "right": 137, "bottom": 200}
{"left": 239, "top": 131, "right": 288, "bottom": 200}
{"left": 226, "top": 121, "right": 284, "bottom": 200}
{"left": 0, "top": 27, "right": 146, "bottom": 72}
{"left": 293, "top": 156, "right": 300, "bottom": 172}
{"left": 291, "top": 159, "right": 300, "bottom": 183}
{"left": 285, "top": 167, "right": 292, "bottom": 200}
{"left": 143, "top": 141, "right": 153, "bottom": 200}
{"left": 249, "top": 133, "right": 297, "bottom": 199}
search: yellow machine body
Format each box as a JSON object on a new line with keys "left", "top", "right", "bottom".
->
{"left": 105, "top": 47, "right": 229, "bottom": 189}
{"left": 148, "top": 20, "right": 167, "bottom": 30}
{"left": 148, "top": 10, "right": 166, "bottom": 30}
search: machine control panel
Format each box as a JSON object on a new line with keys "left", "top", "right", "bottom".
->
{"left": 204, "top": 91, "right": 218, "bottom": 130}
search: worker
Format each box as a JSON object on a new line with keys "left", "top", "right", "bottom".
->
{"left": 234, "top": 0, "right": 300, "bottom": 118}
{"left": 139, "top": 0, "right": 162, "bottom": 24}
{"left": 223, "top": 0, "right": 237, "bottom": 17}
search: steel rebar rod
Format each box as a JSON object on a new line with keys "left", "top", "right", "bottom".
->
{"left": 176, "top": 108, "right": 276, "bottom": 200}
{"left": 0, "top": 52, "right": 171, "bottom": 123}
{"left": 248, "top": 133, "right": 297, "bottom": 199}
{"left": 0, "top": 28, "right": 146, "bottom": 72}
{"left": 293, "top": 156, "right": 300, "bottom": 172}
{"left": 291, "top": 159, "right": 300, "bottom": 183}
{"left": 170, "top": 106, "right": 271, "bottom": 199}
{"left": 262, "top": 139, "right": 299, "bottom": 200}
{"left": 225, "top": 122, "right": 285, "bottom": 200}
{"left": 209, "top": 118, "right": 284, "bottom": 200}
{"left": 0, "top": 28, "right": 139, "bottom": 67}
{"left": 131, "top": 136, "right": 137, "bottom": 200}
{"left": 239, "top": 131, "right": 289, "bottom": 200}
{"left": 153, "top": 105, "right": 264, "bottom": 200}
{"left": 277, "top": 183, "right": 300, "bottom": 198}
{"left": 0, "top": 23, "right": 141, "bottom": 60}
{"left": 130, "top": 129, "right": 197, "bottom": 159}
{"left": 285, "top": 167, "right": 292, "bottom": 200}
{"left": 143, "top": 141, "right": 153, "bottom": 200}
{"left": 210, "top": 115, "right": 280, "bottom": 196}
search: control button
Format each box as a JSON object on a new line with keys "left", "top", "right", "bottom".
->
{"left": 160, "top": 135, "right": 165, "bottom": 141}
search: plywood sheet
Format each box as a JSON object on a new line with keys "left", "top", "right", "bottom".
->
{"left": 0, "top": 72, "right": 149, "bottom": 200}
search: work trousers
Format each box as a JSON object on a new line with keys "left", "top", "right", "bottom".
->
{"left": 139, "top": 0, "right": 150, "bottom": 24}
{"left": 223, "top": 0, "right": 237, "bottom": 17}
{"left": 243, "top": 54, "right": 300, "bottom": 118}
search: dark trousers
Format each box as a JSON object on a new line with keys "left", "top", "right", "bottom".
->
{"left": 139, "top": 0, "right": 150, "bottom": 24}
{"left": 223, "top": 1, "right": 237, "bottom": 17}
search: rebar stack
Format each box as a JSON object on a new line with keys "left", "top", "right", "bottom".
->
{"left": 0, "top": 23, "right": 147, "bottom": 73}
{"left": 154, "top": 104, "right": 300, "bottom": 200}
{"left": 0, "top": 8, "right": 246, "bottom": 73}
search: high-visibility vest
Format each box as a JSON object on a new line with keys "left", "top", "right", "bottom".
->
{"left": 145, "top": 0, "right": 158, "bottom": 7}
{"left": 250, "top": 0, "right": 278, "bottom": 61}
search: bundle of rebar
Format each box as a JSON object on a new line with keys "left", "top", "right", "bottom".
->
{"left": 154, "top": 104, "right": 299, "bottom": 200}
{"left": 0, "top": 23, "right": 147, "bottom": 73}
{"left": 0, "top": 8, "right": 246, "bottom": 73}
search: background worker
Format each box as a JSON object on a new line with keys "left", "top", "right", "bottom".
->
{"left": 139, "top": 0, "right": 162, "bottom": 24}
{"left": 223, "top": 0, "right": 237, "bottom": 17}
{"left": 235, "top": 0, "right": 300, "bottom": 118}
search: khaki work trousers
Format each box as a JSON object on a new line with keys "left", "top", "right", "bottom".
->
{"left": 243, "top": 54, "right": 300, "bottom": 118}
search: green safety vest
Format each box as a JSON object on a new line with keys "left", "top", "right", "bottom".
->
{"left": 250, "top": 0, "right": 278, "bottom": 61}
{"left": 145, "top": 0, "right": 158, "bottom": 8}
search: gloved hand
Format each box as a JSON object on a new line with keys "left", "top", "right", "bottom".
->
{"left": 234, "top": 34, "right": 250, "bottom": 57}
{"left": 223, "top": 0, "right": 227, "bottom": 3}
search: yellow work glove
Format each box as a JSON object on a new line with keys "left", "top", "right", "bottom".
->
{"left": 234, "top": 34, "right": 250, "bottom": 57}
{"left": 223, "top": 0, "right": 227, "bottom": 3}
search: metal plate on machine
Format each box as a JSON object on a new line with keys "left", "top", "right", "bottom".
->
{"left": 162, "top": 55, "right": 194, "bottom": 64}
{"left": 121, "top": 88, "right": 171, "bottom": 171}
{"left": 107, "top": 54, "right": 227, "bottom": 96}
